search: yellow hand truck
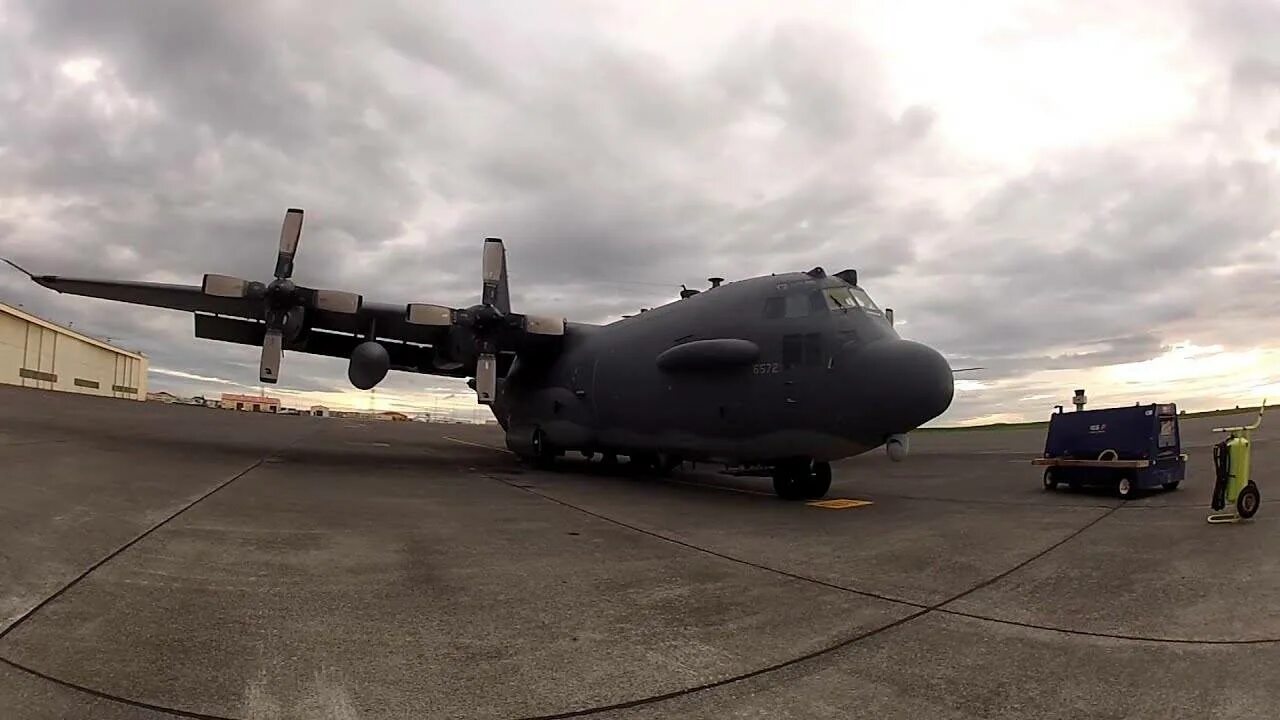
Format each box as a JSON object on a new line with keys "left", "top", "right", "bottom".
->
{"left": 1208, "top": 401, "right": 1266, "bottom": 524}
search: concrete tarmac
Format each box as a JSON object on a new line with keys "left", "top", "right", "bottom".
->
{"left": 1, "top": 384, "right": 1277, "bottom": 719}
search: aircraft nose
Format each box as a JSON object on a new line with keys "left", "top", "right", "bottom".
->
{"left": 841, "top": 339, "right": 954, "bottom": 433}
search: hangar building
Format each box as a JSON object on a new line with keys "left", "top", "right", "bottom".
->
{"left": 0, "top": 300, "right": 148, "bottom": 400}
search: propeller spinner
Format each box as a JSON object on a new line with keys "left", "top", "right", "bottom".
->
{"left": 201, "top": 208, "right": 363, "bottom": 383}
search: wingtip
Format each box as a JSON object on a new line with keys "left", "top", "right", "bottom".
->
{"left": 2, "top": 258, "right": 33, "bottom": 278}
{"left": 4, "top": 260, "right": 62, "bottom": 290}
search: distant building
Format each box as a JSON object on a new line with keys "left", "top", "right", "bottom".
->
{"left": 147, "top": 391, "right": 179, "bottom": 403}
{"left": 220, "top": 393, "right": 281, "bottom": 413}
{"left": 376, "top": 411, "right": 410, "bottom": 422}
{"left": 310, "top": 405, "right": 330, "bottom": 417}
{"left": 0, "top": 300, "right": 147, "bottom": 400}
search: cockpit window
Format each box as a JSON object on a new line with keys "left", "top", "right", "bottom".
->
{"left": 824, "top": 287, "right": 857, "bottom": 310}
{"left": 851, "top": 287, "right": 879, "bottom": 311}
{"left": 824, "top": 286, "right": 881, "bottom": 312}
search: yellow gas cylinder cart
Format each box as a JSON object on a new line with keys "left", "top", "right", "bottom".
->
{"left": 1208, "top": 401, "right": 1266, "bottom": 524}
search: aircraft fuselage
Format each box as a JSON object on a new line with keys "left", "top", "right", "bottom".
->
{"left": 494, "top": 270, "right": 954, "bottom": 466}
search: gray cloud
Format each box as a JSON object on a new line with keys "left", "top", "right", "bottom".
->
{"left": 1, "top": 1, "right": 1277, "bottom": 421}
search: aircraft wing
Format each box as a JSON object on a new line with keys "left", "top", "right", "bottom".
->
{"left": 5, "top": 208, "right": 567, "bottom": 402}
{"left": 18, "top": 268, "right": 467, "bottom": 377}
{"left": 25, "top": 274, "right": 264, "bottom": 319}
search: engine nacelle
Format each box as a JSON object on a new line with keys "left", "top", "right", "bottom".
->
{"left": 886, "top": 433, "right": 909, "bottom": 462}
{"left": 349, "top": 341, "right": 390, "bottom": 390}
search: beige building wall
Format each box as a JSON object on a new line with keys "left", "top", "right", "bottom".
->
{"left": 0, "top": 301, "right": 148, "bottom": 400}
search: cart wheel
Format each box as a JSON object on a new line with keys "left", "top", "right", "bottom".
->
{"left": 1237, "top": 483, "right": 1260, "bottom": 519}
{"left": 1117, "top": 473, "right": 1134, "bottom": 500}
{"left": 1162, "top": 481, "right": 1180, "bottom": 491}
{"left": 1043, "top": 469, "right": 1058, "bottom": 491}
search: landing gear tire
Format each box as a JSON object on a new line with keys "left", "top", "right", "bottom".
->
{"left": 656, "top": 452, "right": 682, "bottom": 475}
{"left": 1117, "top": 473, "right": 1134, "bottom": 500}
{"left": 1238, "top": 482, "right": 1260, "bottom": 519}
{"left": 1162, "top": 481, "right": 1180, "bottom": 491}
{"left": 772, "top": 469, "right": 805, "bottom": 501}
{"left": 772, "top": 460, "right": 829, "bottom": 500}
{"left": 531, "top": 428, "right": 556, "bottom": 468}
{"left": 629, "top": 452, "right": 658, "bottom": 472}
{"left": 805, "top": 462, "right": 832, "bottom": 499}
{"left": 1043, "top": 469, "right": 1058, "bottom": 491}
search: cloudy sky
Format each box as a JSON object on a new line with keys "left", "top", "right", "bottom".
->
{"left": 1, "top": 0, "right": 1278, "bottom": 424}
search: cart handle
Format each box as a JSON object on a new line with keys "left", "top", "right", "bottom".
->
{"left": 1213, "top": 399, "right": 1267, "bottom": 433}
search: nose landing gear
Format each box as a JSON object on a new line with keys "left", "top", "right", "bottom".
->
{"left": 772, "top": 459, "right": 832, "bottom": 500}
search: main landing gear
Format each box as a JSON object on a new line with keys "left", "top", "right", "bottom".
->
{"left": 772, "top": 459, "right": 832, "bottom": 501}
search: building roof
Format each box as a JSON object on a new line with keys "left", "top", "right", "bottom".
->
{"left": 221, "top": 393, "right": 281, "bottom": 403}
{"left": 0, "top": 300, "right": 146, "bottom": 360}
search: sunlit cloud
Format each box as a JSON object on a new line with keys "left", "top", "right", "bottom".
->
{"left": 58, "top": 56, "right": 101, "bottom": 84}
{"left": 150, "top": 367, "right": 238, "bottom": 386}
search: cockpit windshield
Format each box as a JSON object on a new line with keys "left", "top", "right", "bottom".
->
{"left": 824, "top": 286, "right": 880, "bottom": 312}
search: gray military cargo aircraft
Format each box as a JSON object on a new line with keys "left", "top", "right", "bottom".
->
{"left": 7, "top": 208, "right": 955, "bottom": 499}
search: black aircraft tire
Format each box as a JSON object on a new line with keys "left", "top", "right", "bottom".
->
{"left": 1238, "top": 483, "right": 1261, "bottom": 519}
{"left": 629, "top": 452, "right": 658, "bottom": 471}
{"left": 772, "top": 464, "right": 806, "bottom": 501}
{"left": 1043, "top": 469, "right": 1057, "bottom": 491}
{"left": 773, "top": 476, "right": 804, "bottom": 500}
{"left": 804, "top": 462, "right": 832, "bottom": 499}
{"left": 531, "top": 429, "right": 555, "bottom": 468}
{"left": 1162, "top": 481, "right": 1180, "bottom": 491}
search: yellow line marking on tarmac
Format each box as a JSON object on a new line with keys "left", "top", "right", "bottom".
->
{"left": 807, "top": 498, "right": 874, "bottom": 509}
{"left": 444, "top": 436, "right": 512, "bottom": 453}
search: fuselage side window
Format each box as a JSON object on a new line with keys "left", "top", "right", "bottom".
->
{"left": 808, "top": 290, "right": 828, "bottom": 314}
{"left": 769, "top": 291, "right": 828, "bottom": 318}
{"left": 784, "top": 293, "right": 810, "bottom": 318}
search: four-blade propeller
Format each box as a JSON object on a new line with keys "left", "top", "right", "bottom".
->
{"left": 201, "top": 208, "right": 363, "bottom": 383}
{"left": 406, "top": 237, "right": 564, "bottom": 404}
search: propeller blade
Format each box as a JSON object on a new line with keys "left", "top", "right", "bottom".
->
{"left": 523, "top": 314, "right": 565, "bottom": 336}
{"left": 475, "top": 352, "right": 497, "bottom": 404}
{"left": 200, "top": 272, "right": 253, "bottom": 298}
{"left": 202, "top": 274, "right": 251, "bottom": 298}
{"left": 260, "top": 327, "right": 283, "bottom": 383}
{"left": 275, "top": 208, "right": 304, "bottom": 279}
{"left": 481, "top": 237, "right": 509, "bottom": 313}
{"left": 313, "top": 289, "right": 362, "bottom": 314}
{"left": 405, "top": 303, "right": 454, "bottom": 326}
